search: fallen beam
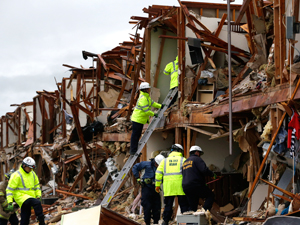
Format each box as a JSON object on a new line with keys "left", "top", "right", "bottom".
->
{"left": 55, "top": 189, "right": 93, "bottom": 200}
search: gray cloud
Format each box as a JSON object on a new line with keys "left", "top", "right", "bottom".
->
{"left": 0, "top": 0, "right": 242, "bottom": 115}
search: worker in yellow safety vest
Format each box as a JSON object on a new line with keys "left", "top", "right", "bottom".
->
{"left": 163, "top": 56, "right": 179, "bottom": 107}
{"left": 155, "top": 144, "right": 189, "bottom": 225}
{"left": 130, "top": 82, "right": 162, "bottom": 155}
{"left": 6, "top": 157, "right": 45, "bottom": 225}
{"left": 0, "top": 170, "right": 18, "bottom": 225}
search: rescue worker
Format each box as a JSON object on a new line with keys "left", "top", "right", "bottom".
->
{"left": 130, "top": 82, "right": 162, "bottom": 155}
{"left": 6, "top": 157, "right": 45, "bottom": 225}
{"left": 0, "top": 170, "right": 18, "bottom": 225}
{"left": 133, "top": 154, "right": 165, "bottom": 225}
{"left": 182, "top": 146, "right": 216, "bottom": 212}
{"left": 163, "top": 56, "right": 178, "bottom": 106}
{"left": 155, "top": 144, "right": 189, "bottom": 225}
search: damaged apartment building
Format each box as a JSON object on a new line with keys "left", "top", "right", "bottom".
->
{"left": 1, "top": 0, "right": 300, "bottom": 224}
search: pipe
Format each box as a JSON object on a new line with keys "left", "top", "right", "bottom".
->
{"left": 227, "top": 0, "right": 232, "bottom": 155}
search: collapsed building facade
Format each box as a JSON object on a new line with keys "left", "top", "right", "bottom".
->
{"left": 1, "top": 0, "right": 300, "bottom": 224}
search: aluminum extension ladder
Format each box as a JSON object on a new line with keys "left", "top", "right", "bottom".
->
{"left": 101, "top": 87, "right": 178, "bottom": 207}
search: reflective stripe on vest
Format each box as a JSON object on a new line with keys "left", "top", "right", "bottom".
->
{"left": 164, "top": 70, "right": 171, "bottom": 75}
{"left": 170, "top": 62, "right": 178, "bottom": 76}
{"left": 163, "top": 157, "right": 184, "bottom": 176}
{"left": 156, "top": 170, "right": 163, "bottom": 175}
{"left": 135, "top": 95, "right": 154, "bottom": 112}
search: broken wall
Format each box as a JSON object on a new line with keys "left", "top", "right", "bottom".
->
{"left": 194, "top": 127, "right": 241, "bottom": 171}
{"left": 150, "top": 28, "right": 177, "bottom": 103}
{"left": 146, "top": 131, "right": 175, "bottom": 159}
{"left": 35, "top": 97, "right": 42, "bottom": 139}
{"left": 185, "top": 15, "right": 249, "bottom": 67}
{"left": 7, "top": 119, "right": 17, "bottom": 146}
{"left": 286, "top": 2, "right": 300, "bottom": 59}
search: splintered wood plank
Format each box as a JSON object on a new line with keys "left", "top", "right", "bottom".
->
{"left": 178, "top": 7, "right": 185, "bottom": 105}
{"left": 127, "top": 28, "right": 147, "bottom": 120}
{"left": 101, "top": 133, "right": 132, "bottom": 142}
{"left": 187, "top": 128, "right": 191, "bottom": 158}
{"left": 236, "top": 0, "right": 252, "bottom": 24}
{"left": 186, "top": 125, "right": 214, "bottom": 137}
{"left": 154, "top": 30, "right": 166, "bottom": 88}
{"left": 56, "top": 189, "right": 93, "bottom": 200}
{"left": 114, "top": 79, "right": 128, "bottom": 108}
{"left": 69, "top": 165, "right": 87, "bottom": 192}
{"left": 145, "top": 27, "right": 151, "bottom": 83}
{"left": 274, "top": 0, "right": 280, "bottom": 79}
{"left": 70, "top": 102, "right": 94, "bottom": 174}
{"left": 279, "top": 0, "right": 286, "bottom": 83}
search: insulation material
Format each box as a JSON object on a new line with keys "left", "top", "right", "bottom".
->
{"left": 261, "top": 120, "right": 273, "bottom": 142}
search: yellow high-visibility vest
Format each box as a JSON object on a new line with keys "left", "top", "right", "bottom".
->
{"left": 155, "top": 151, "right": 186, "bottom": 196}
{"left": 6, "top": 165, "right": 41, "bottom": 208}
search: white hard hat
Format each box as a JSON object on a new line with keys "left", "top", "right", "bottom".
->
{"left": 22, "top": 157, "right": 36, "bottom": 169}
{"left": 155, "top": 154, "right": 165, "bottom": 165}
{"left": 189, "top": 145, "right": 204, "bottom": 155}
{"left": 171, "top": 144, "right": 183, "bottom": 152}
{"left": 139, "top": 82, "right": 151, "bottom": 90}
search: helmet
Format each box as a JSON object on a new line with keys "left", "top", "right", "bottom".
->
{"left": 171, "top": 144, "right": 183, "bottom": 152}
{"left": 5, "top": 169, "right": 15, "bottom": 180}
{"left": 154, "top": 154, "right": 165, "bottom": 165}
{"left": 189, "top": 145, "right": 204, "bottom": 155}
{"left": 139, "top": 82, "right": 151, "bottom": 90}
{"left": 22, "top": 157, "right": 36, "bottom": 169}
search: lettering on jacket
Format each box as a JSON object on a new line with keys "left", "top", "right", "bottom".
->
{"left": 168, "top": 159, "right": 178, "bottom": 166}
{"left": 183, "top": 161, "right": 193, "bottom": 170}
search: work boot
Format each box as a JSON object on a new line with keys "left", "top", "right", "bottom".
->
{"left": 162, "top": 221, "right": 168, "bottom": 225}
{"left": 38, "top": 216, "right": 46, "bottom": 225}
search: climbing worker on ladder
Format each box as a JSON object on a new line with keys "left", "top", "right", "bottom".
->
{"left": 130, "top": 82, "right": 162, "bottom": 155}
{"left": 155, "top": 144, "right": 189, "bottom": 225}
{"left": 133, "top": 154, "right": 165, "bottom": 225}
{"left": 182, "top": 146, "right": 216, "bottom": 212}
{"left": 164, "top": 56, "right": 178, "bottom": 106}
{"left": 0, "top": 169, "right": 18, "bottom": 225}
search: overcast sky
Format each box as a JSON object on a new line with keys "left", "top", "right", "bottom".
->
{"left": 0, "top": 0, "right": 242, "bottom": 116}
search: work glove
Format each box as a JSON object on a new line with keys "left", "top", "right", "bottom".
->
{"left": 6, "top": 203, "right": 14, "bottom": 212}
{"left": 161, "top": 104, "right": 165, "bottom": 108}
{"left": 212, "top": 173, "right": 217, "bottom": 180}
{"left": 144, "top": 178, "right": 152, "bottom": 184}
{"left": 154, "top": 113, "right": 158, "bottom": 118}
{"left": 155, "top": 186, "right": 160, "bottom": 193}
{"left": 137, "top": 178, "right": 143, "bottom": 186}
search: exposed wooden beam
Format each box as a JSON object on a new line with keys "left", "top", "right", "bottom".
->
{"left": 186, "top": 125, "right": 214, "bottom": 137}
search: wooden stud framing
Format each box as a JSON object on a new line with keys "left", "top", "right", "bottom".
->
{"left": 145, "top": 27, "right": 151, "bottom": 83}
{"left": 153, "top": 30, "right": 166, "bottom": 88}
{"left": 70, "top": 102, "right": 94, "bottom": 174}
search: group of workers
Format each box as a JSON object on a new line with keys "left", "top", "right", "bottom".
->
{"left": 133, "top": 144, "right": 216, "bottom": 225}
{"left": 130, "top": 56, "right": 178, "bottom": 156}
{"left": 131, "top": 56, "right": 216, "bottom": 225}
{"left": 0, "top": 157, "right": 45, "bottom": 225}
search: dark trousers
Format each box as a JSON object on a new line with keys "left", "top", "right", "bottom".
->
{"left": 21, "top": 198, "right": 45, "bottom": 225}
{"left": 183, "top": 185, "right": 215, "bottom": 211}
{"left": 141, "top": 185, "right": 161, "bottom": 224}
{"left": 0, "top": 213, "right": 18, "bottom": 225}
{"left": 168, "top": 87, "right": 178, "bottom": 107}
{"left": 130, "top": 121, "right": 144, "bottom": 154}
{"left": 163, "top": 195, "right": 189, "bottom": 223}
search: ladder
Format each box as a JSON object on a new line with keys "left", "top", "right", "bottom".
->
{"left": 101, "top": 87, "right": 178, "bottom": 207}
